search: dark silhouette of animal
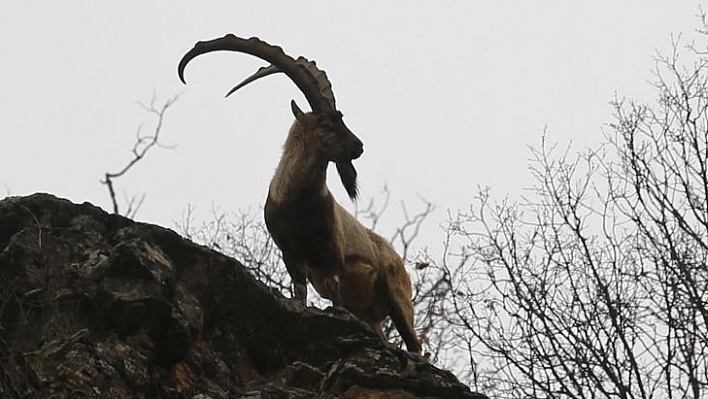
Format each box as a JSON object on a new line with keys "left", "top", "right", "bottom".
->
{"left": 178, "top": 35, "right": 421, "bottom": 353}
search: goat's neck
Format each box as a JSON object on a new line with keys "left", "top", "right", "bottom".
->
{"left": 268, "top": 142, "right": 329, "bottom": 203}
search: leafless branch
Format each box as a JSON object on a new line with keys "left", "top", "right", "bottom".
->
{"left": 101, "top": 93, "right": 179, "bottom": 217}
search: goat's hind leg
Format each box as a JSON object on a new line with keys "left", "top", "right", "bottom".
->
{"left": 381, "top": 265, "right": 422, "bottom": 353}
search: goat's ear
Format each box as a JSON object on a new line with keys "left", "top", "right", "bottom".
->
{"left": 291, "top": 100, "right": 305, "bottom": 122}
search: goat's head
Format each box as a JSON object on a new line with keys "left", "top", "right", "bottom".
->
{"left": 178, "top": 35, "right": 362, "bottom": 200}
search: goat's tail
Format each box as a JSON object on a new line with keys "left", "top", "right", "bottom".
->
{"left": 378, "top": 270, "right": 422, "bottom": 353}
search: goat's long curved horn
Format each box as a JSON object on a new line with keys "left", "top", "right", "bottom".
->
{"left": 178, "top": 35, "right": 336, "bottom": 114}
{"left": 225, "top": 64, "right": 280, "bottom": 98}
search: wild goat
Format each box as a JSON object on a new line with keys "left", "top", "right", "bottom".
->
{"left": 178, "top": 35, "right": 422, "bottom": 353}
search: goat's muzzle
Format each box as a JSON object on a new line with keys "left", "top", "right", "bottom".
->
{"left": 350, "top": 139, "right": 364, "bottom": 160}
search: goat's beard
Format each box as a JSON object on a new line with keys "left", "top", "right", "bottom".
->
{"left": 336, "top": 160, "right": 359, "bottom": 201}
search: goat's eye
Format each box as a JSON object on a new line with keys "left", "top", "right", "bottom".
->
{"left": 319, "top": 122, "right": 333, "bottom": 131}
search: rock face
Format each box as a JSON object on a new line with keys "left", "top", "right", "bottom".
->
{"left": 0, "top": 194, "right": 486, "bottom": 398}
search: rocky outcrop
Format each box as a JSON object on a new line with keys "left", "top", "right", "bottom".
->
{"left": 0, "top": 193, "right": 486, "bottom": 398}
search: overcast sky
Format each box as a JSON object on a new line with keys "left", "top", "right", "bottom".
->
{"left": 1, "top": 2, "right": 703, "bottom": 245}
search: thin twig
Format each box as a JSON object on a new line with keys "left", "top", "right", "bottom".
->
{"left": 101, "top": 93, "right": 179, "bottom": 216}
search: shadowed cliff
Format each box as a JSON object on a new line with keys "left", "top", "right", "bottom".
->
{"left": 0, "top": 193, "right": 486, "bottom": 398}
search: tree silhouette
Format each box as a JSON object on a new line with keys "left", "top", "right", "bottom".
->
{"left": 438, "top": 22, "right": 708, "bottom": 398}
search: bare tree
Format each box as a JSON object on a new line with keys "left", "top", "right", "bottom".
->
{"left": 102, "top": 93, "right": 178, "bottom": 217}
{"left": 433, "top": 22, "right": 708, "bottom": 398}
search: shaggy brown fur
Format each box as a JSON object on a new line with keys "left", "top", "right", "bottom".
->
{"left": 265, "top": 109, "right": 421, "bottom": 353}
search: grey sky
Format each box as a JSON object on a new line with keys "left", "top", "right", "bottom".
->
{"left": 1, "top": 2, "right": 701, "bottom": 242}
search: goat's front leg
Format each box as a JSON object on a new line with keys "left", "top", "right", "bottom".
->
{"left": 284, "top": 255, "right": 308, "bottom": 305}
{"left": 324, "top": 275, "right": 342, "bottom": 308}
{"left": 293, "top": 281, "right": 307, "bottom": 305}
